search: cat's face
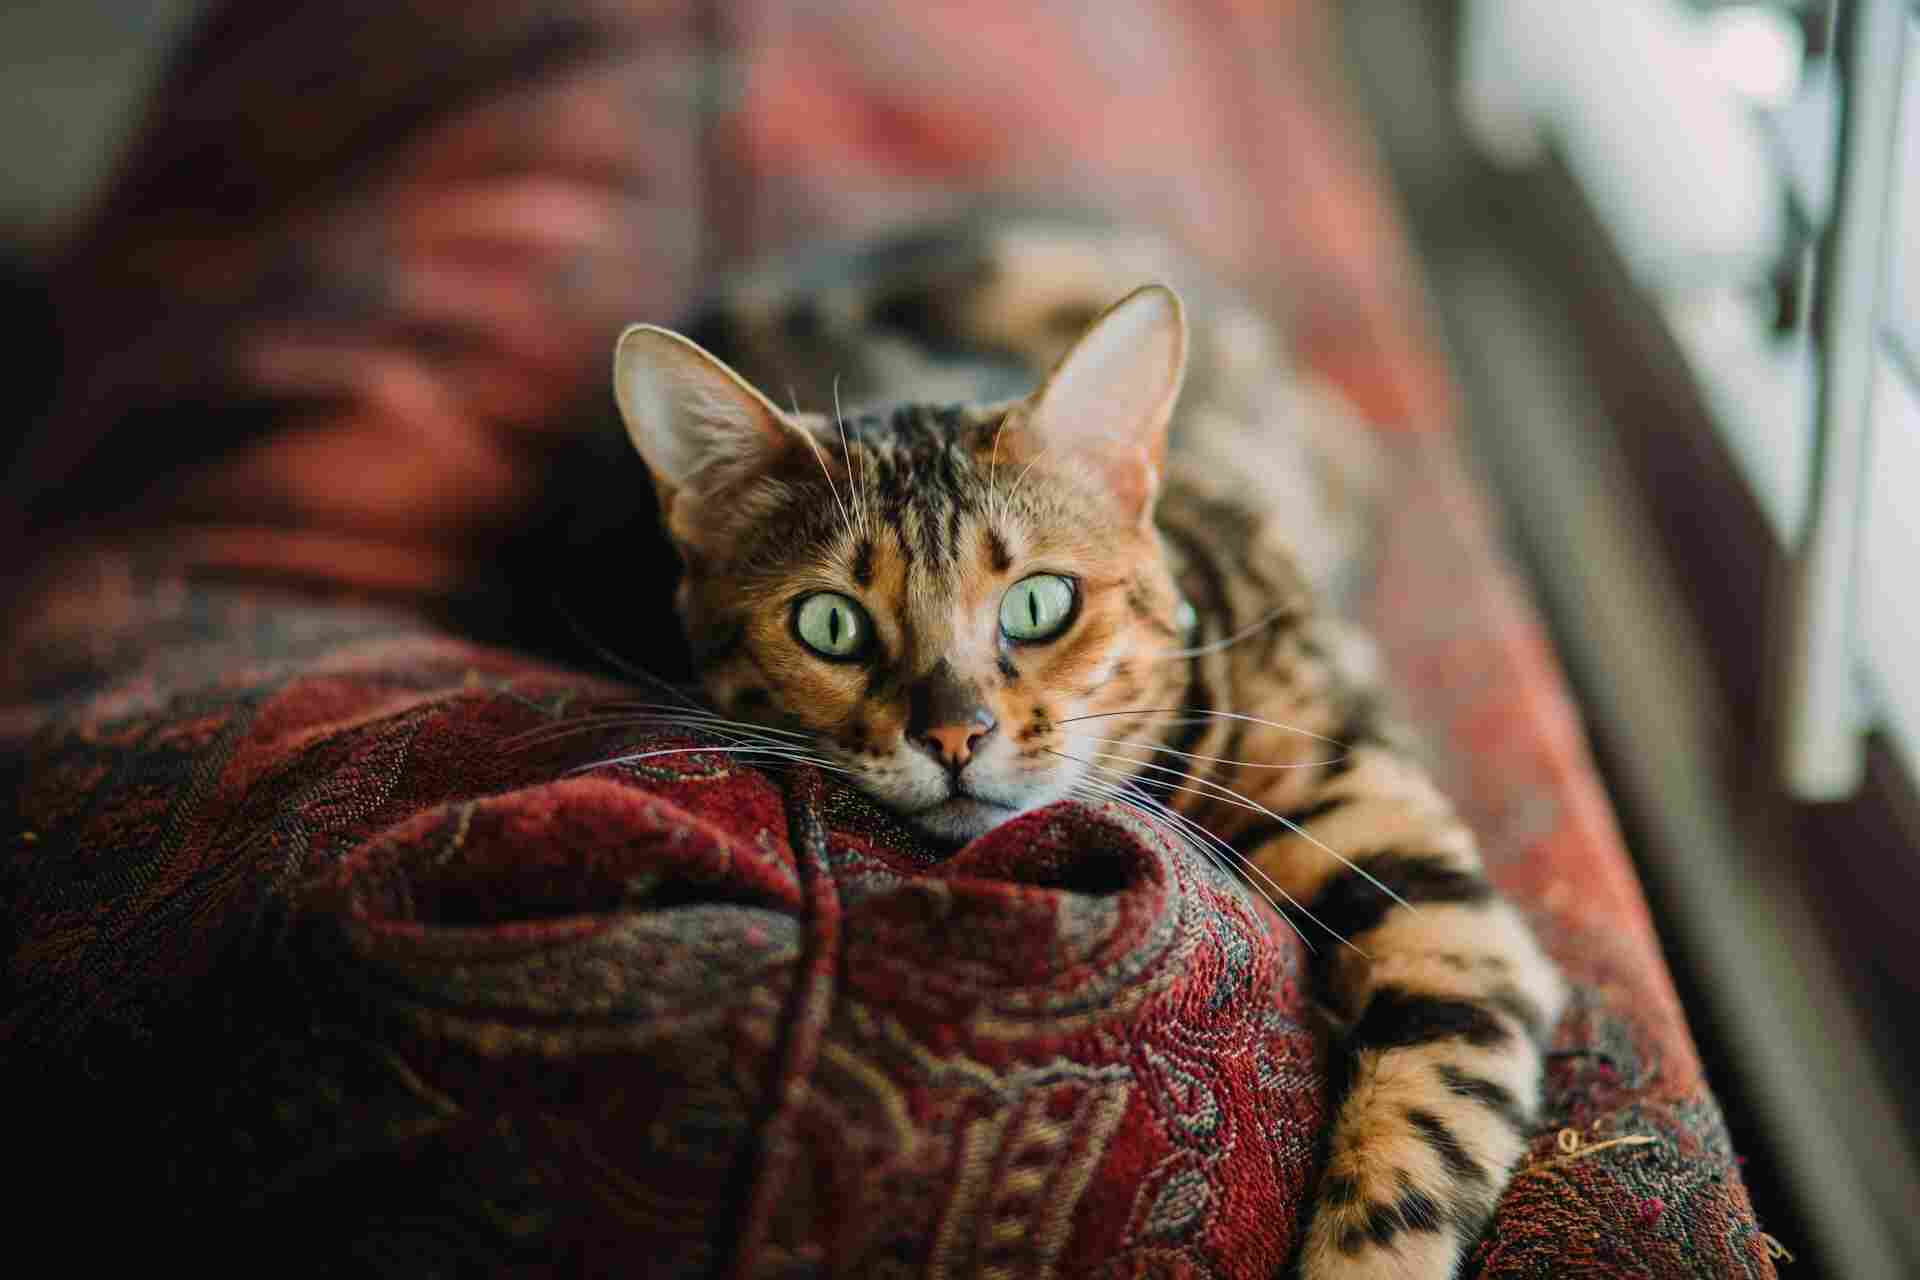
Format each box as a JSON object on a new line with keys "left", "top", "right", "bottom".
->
{"left": 615, "top": 286, "right": 1189, "bottom": 843}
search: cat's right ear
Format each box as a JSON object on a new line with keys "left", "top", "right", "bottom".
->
{"left": 613, "top": 324, "right": 795, "bottom": 517}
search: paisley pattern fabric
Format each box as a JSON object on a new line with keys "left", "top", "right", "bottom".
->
{"left": 3, "top": 0, "right": 1774, "bottom": 1273}
{"left": 3, "top": 578, "right": 1328, "bottom": 1274}
{"left": 0, "top": 442, "right": 1778, "bottom": 1275}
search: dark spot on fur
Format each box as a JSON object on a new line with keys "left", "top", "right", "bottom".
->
{"left": 997, "top": 653, "right": 1020, "bottom": 682}
{"left": 1321, "top": 1175, "right": 1360, "bottom": 1207}
{"left": 1279, "top": 852, "right": 1492, "bottom": 956}
{"left": 1279, "top": 794, "right": 1351, "bottom": 827}
{"left": 1125, "top": 577, "right": 1178, "bottom": 637}
{"left": 985, "top": 526, "right": 1013, "bottom": 573}
{"left": 1393, "top": 1186, "right": 1446, "bottom": 1235}
{"left": 1436, "top": 1064, "right": 1528, "bottom": 1137}
{"left": 1407, "top": 1108, "right": 1487, "bottom": 1185}
{"left": 851, "top": 537, "right": 874, "bottom": 587}
{"left": 1487, "top": 983, "right": 1550, "bottom": 1043}
{"left": 1348, "top": 987, "right": 1511, "bottom": 1053}
{"left": 1337, "top": 1180, "right": 1446, "bottom": 1257}
{"left": 735, "top": 687, "right": 770, "bottom": 710}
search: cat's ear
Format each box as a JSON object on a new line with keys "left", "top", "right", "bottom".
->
{"left": 1022, "top": 283, "right": 1187, "bottom": 521}
{"left": 613, "top": 324, "right": 797, "bottom": 515}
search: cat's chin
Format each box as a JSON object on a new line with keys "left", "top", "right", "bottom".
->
{"left": 906, "top": 795, "right": 1023, "bottom": 845}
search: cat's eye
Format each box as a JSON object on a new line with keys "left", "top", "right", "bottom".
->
{"left": 999, "top": 574, "right": 1077, "bottom": 643}
{"left": 792, "top": 592, "right": 871, "bottom": 659}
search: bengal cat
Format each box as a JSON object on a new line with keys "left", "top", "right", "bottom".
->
{"left": 608, "top": 215, "right": 1566, "bottom": 1279}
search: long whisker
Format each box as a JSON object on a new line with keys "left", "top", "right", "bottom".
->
{"left": 1154, "top": 603, "right": 1298, "bottom": 660}
{"left": 1068, "top": 775, "right": 1281, "bottom": 909}
{"left": 832, "top": 374, "right": 870, "bottom": 541}
{"left": 1003, "top": 442, "right": 1056, "bottom": 514}
{"left": 569, "top": 744, "right": 857, "bottom": 777}
{"left": 1059, "top": 731, "right": 1345, "bottom": 771}
{"left": 1068, "top": 775, "right": 1345, "bottom": 952}
{"left": 570, "top": 703, "right": 814, "bottom": 740}
{"left": 1068, "top": 777, "right": 1303, "bottom": 937}
{"left": 987, "top": 414, "right": 1011, "bottom": 527}
{"left": 1057, "top": 747, "right": 1413, "bottom": 915}
{"left": 1066, "top": 766, "right": 1362, "bottom": 953}
{"left": 551, "top": 596, "right": 710, "bottom": 714}
{"left": 1054, "top": 707, "right": 1350, "bottom": 750}
{"left": 503, "top": 715, "right": 810, "bottom": 753}
{"left": 798, "top": 414, "right": 857, "bottom": 547}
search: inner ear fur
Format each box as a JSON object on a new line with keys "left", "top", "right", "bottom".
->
{"left": 612, "top": 323, "right": 801, "bottom": 519}
{"left": 1019, "top": 283, "right": 1188, "bottom": 520}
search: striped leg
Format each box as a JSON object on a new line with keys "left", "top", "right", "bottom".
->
{"left": 1242, "top": 746, "right": 1566, "bottom": 1279}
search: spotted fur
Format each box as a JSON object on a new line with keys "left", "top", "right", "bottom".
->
{"left": 612, "top": 212, "right": 1566, "bottom": 1278}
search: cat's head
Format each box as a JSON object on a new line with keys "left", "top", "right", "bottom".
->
{"left": 612, "top": 285, "right": 1191, "bottom": 843}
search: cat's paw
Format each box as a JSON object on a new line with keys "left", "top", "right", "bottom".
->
{"left": 1297, "top": 1215, "right": 1466, "bottom": 1280}
{"left": 1294, "top": 1163, "right": 1479, "bottom": 1280}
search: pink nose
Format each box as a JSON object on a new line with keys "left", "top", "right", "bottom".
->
{"left": 919, "top": 721, "right": 994, "bottom": 768}
{"left": 907, "top": 663, "right": 998, "bottom": 772}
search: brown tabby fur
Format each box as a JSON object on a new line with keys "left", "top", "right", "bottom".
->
{"left": 612, "top": 213, "right": 1567, "bottom": 1279}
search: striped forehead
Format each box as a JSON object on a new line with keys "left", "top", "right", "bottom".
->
{"left": 841, "top": 402, "right": 998, "bottom": 575}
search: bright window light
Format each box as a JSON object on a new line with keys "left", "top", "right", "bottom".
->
{"left": 1699, "top": 5, "right": 1806, "bottom": 108}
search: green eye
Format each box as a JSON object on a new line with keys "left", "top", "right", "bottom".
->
{"left": 999, "top": 574, "right": 1077, "bottom": 642}
{"left": 793, "top": 592, "right": 870, "bottom": 659}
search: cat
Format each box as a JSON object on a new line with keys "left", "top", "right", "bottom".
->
{"left": 608, "top": 213, "right": 1566, "bottom": 1279}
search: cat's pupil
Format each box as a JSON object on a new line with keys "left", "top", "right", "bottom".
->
{"left": 1028, "top": 590, "right": 1039, "bottom": 626}
{"left": 829, "top": 607, "right": 842, "bottom": 644}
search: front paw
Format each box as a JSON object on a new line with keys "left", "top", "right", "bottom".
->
{"left": 1297, "top": 1195, "right": 1469, "bottom": 1279}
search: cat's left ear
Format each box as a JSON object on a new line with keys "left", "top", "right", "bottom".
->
{"left": 1022, "top": 283, "right": 1187, "bottom": 522}
{"left": 612, "top": 323, "right": 799, "bottom": 528}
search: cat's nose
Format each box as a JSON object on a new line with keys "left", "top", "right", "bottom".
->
{"left": 907, "top": 663, "right": 998, "bottom": 771}
{"left": 917, "top": 716, "right": 997, "bottom": 770}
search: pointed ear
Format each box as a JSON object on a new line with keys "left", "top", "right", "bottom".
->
{"left": 612, "top": 324, "right": 796, "bottom": 515}
{"left": 1023, "top": 283, "right": 1187, "bottom": 521}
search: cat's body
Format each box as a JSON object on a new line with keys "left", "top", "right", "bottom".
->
{"left": 611, "top": 213, "right": 1565, "bottom": 1278}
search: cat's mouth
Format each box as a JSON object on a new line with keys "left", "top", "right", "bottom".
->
{"left": 904, "top": 792, "right": 1022, "bottom": 844}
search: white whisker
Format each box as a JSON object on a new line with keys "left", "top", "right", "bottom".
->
{"left": 832, "top": 374, "right": 870, "bottom": 540}
{"left": 1154, "top": 603, "right": 1298, "bottom": 660}
{"left": 553, "top": 597, "right": 711, "bottom": 713}
{"left": 1059, "top": 731, "right": 1345, "bottom": 771}
{"left": 1068, "top": 775, "right": 1339, "bottom": 952}
{"left": 1003, "top": 442, "right": 1055, "bottom": 514}
{"left": 798, "top": 417, "right": 857, "bottom": 547}
{"left": 987, "top": 414, "right": 1011, "bottom": 526}
{"left": 569, "top": 744, "right": 856, "bottom": 777}
{"left": 504, "top": 709, "right": 816, "bottom": 754}
{"left": 1055, "top": 707, "right": 1349, "bottom": 750}
{"left": 1059, "top": 747, "right": 1413, "bottom": 916}
{"left": 582, "top": 703, "right": 814, "bottom": 740}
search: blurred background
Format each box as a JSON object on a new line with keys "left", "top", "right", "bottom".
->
{"left": 1342, "top": 4, "right": 1920, "bottom": 1277}
{"left": 2, "top": 2, "right": 1915, "bottom": 1276}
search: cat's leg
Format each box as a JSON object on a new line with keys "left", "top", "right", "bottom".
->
{"left": 1239, "top": 744, "right": 1566, "bottom": 1279}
